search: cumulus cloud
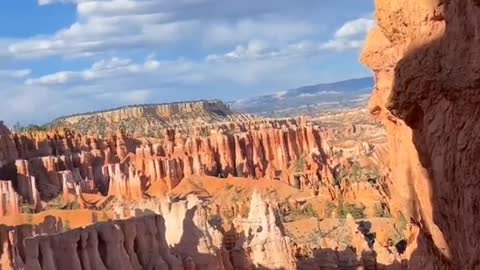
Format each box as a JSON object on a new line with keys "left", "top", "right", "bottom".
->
{"left": 335, "top": 18, "right": 375, "bottom": 39}
{"left": 25, "top": 57, "right": 162, "bottom": 86}
{"left": 206, "top": 16, "right": 374, "bottom": 62}
{"left": 0, "top": 1, "right": 375, "bottom": 125}
{"left": 8, "top": 0, "right": 323, "bottom": 59}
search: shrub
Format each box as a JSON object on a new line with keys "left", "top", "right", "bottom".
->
{"left": 64, "top": 220, "right": 72, "bottom": 231}
{"left": 374, "top": 203, "right": 392, "bottom": 218}
{"left": 294, "top": 156, "right": 306, "bottom": 175}
{"left": 302, "top": 203, "right": 318, "bottom": 218}
{"left": 46, "top": 195, "right": 64, "bottom": 209}
{"left": 69, "top": 201, "right": 81, "bottom": 210}
{"left": 337, "top": 203, "right": 366, "bottom": 220}
{"left": 20, "top": 203, "right": 35, "bottom": 214}
{"left": 325, "top": 202, "right": 336, "bottom": 218}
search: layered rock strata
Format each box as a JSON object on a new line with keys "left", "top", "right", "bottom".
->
{"left": 8, "top": 119, "right": 340, "bottom": 202}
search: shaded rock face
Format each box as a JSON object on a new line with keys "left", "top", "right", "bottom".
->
{"left": 0, "top": 193, "right": 296, "bottom": 270}
{"left": 0, "top": 196, "right": 233, "bottom": 270}
{"left": 362, "top": 0, "right": 480, "bottom": 268}
{"left": 0, "top": 215, "right": 184, "bottom": 270}
{"left": 0, "top": 122, "right": 18, "bottom": 168}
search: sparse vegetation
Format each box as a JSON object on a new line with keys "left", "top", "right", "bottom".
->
{"left": 325, "top": 202, "right": 337, "bottom": 218}
{"left": 337, "top": 203, "right": 366, "bottom": 220}
{"left": 334, "top": 160, "right": 381, "bottom": 185}
{"left": 374, "top": 203, "right": 391, "bottom": 218}
{"left": 391, "top": 212, "right": 408, "bottom": 244}
{"left": 64, "top": 220, "right": 72, "bottom": 231}
{"left": 45, "top": 195, "right": 65, "bottom": 210}
{"left": 293, "top": 156, "right": 306, "bottom": 175}
{"left": 20, "top": 201, "right": 35, "bottom": 214}
{"left": 284, "top": 203, "right": 318, "bottom": 222}
{"left": 68, "top": 201, "right": 81, "bottom": 210}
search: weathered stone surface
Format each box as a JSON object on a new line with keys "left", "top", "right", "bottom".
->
{"left": 236, "top": 190, "right": 296, "bottom": 270}
{"left": 0, "top": 121, "right": 18, "bottom": 167}
{"left": 0, "top": 180, "right": 20, "bottom": 217}
{"left": 362, "top": 0, "right": 480, "bottom": 268}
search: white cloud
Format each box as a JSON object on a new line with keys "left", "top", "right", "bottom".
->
{"left": 335, "top": 18, "right": 375, "bottom": 39}
{"left": 0, "top": 1, "right": 375, "bottom": 125}
{"left": 0, "top": 69, "right": 31, "bottom": 78}
{"left": 206, "top": 16, "right": 374, "bottom": 63}
{"left": 25, "top": 57, "right": 162, "bottom": 86}
{"left": 38, "top": 0, "right": 76, "bottom": 5}
{"left": 7, "top": 1, "right": 321, "bottom": 59}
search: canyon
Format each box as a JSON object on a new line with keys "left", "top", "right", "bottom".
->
{"left": 1, "top": 0, "right": 478, "bottom": 269}
{"left": 0, "top": 102, "right": 399, "bottom": 269}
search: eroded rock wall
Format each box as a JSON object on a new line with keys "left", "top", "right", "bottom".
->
{"left": 362, "top": 0, "right": 480, "bottom": 268}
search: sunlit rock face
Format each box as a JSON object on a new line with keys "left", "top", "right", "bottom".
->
{"left": 236, "top": 190, "right": 296, "bottom": 270}
{"left": 362, "top": 0, "right": 480, "bottom": 268}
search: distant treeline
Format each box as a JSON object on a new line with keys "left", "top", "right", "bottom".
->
{"left": 13, "top": 123, "right": 47, "bottom": 133}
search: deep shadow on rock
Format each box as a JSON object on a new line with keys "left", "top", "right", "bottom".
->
{"left": 361, "top": 0, "right": 480, "bottom": 269}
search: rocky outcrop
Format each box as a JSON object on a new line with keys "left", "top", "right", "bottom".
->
{"left": 0, "top": 194, "right": 234, "bottom": 270}
{"left": 9, "top": 119, "right": 338, "bottom": 200}
{"left": 235, "top": 190, "right": 296, "bottom": 270}
{"left": 105, "top": 163, "right": 143, "bottom": 201}
{"left": 134, "top": 121, "right": 333, "bottom": 190}
{"left": 0, "top": 215, "right": 183, "bottom": 270}
{"left": 0, "top": 180, "right": 20, "bottom": 217}
{"left": 0, "top": 121, "right": 18, "bottom": 167}
{"left": 0, "top": 113, "right": 389, "bottom": 220}
{"left": 362, "top": 0, "right": 480, "bottom": 268}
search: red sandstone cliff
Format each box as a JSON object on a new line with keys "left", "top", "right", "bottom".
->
{"left": 362, "top": 0, "right": 480, "bottom": 268}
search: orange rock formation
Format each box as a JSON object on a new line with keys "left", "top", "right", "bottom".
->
{"left": 8, "top": 118, "right": 342, "bottom": 204}
{"left": 362, "top": 0, "right": 479, "bottom": 268}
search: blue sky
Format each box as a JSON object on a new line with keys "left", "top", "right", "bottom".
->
{"left": 0, "top": 0, "right": 374, "bottom": 125}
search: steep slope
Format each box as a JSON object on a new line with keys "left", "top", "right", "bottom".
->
{"left": 231, "top": 77, "right": 374, "bottom": 117}
{"left": 362, "top": 0, "right": 480, "bottom": 269}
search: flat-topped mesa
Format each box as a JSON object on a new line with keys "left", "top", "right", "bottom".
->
{"left": 68, "top": 100, "right": 232, "bottom": 123}
{"left": 362, "top": 0, "right": 480, "bottom": 268}
{"left": 46, "top": 100, "right": 257, "bottom": 136}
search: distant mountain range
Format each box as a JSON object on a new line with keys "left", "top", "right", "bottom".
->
{"left": 230, "top": 77, "right": 374, "bottom": 117}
